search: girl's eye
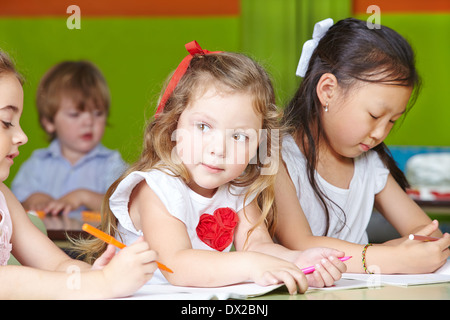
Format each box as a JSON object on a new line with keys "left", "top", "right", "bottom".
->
{"left": 1, "top": 121, "right": 13, "bottom": 128}
{"left": 389, "top": 116, "right": 402, "bottom": 124}
{"left": 195, "top": 122, "right": 210, "bottom": 132}
{"left": 68, "top": 112, "right": 80, "bottom": 118}
{"left": 232, "top": 133, "right": 248, "bottom": 142}
{"left": 369, "top": 113, "right": 379, "bottom": 120}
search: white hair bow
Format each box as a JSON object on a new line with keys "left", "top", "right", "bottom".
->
{"left": 296, "top": 18, "right": 334, "bottom": 77}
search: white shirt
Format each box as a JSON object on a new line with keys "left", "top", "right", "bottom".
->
{"left": 109, "top": 168, "right": 256, "bottom": 283}
{"left": 281, "top": 135, "right": 389, "bottom": 244}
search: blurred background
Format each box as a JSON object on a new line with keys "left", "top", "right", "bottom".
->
{"left": 0, "top": 0, "right": 449, "bottom": 187}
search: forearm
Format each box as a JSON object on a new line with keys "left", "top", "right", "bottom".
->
{"left": 21, "top": 192, "right": 53, "bottom": 210}
{"left": 0, "top": 265, "right": 113, "bottom": 299}
{"left": 78, "top": 189, "right": 103, "bottom": 212}
{"left": 52, "top": 255, "right": 93, "bottom": 272}
{"left": 285, "top": 234, "right": 443, "bottom": 274}
{"left": 245, "top": 240, "right": 299, "bottom": 263}
{"left": 163, "top": 250, "right": 262, "bottom": 287}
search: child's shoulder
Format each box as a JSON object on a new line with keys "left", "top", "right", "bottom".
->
{"left": 0, "top": 183, "right": 19, "bottom": 212}
{"left": 133, "top": 167, "right": 183, "bottom": 185}
{"left": 281, "top": 134, "right": 304, "bottom": 159}
{"left": 109, "top": 168, "right": 188, "bottom": 222}
{"left": 21, "top": 140, "right": 62, "bottom": 163}
{"left": 0, "top": 183, "right": 8, "bottom": 203}
{"left": 356, "top": 151, "right": 390, "bottom": 192}
{"left": 112, "top": 168, "right": 185, "bottom": 201}
{"left": 92, "top": 143, "right": 121, "bottom": 157}
{"left": 28, "top": 144, "right": 56, "bottom": 159}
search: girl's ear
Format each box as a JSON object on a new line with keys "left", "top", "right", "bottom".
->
{"left": 316, "top": 73, "right": 339, "bottom": 107}
{"left": 41, "top": 117, "right": 56, "bottom": 134}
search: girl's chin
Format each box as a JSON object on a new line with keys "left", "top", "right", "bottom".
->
{"left": 187, "top": 180, "right": 220, "bottom": 198}
{"left": 0, "top": 168, "right": 10, "bottom": 182}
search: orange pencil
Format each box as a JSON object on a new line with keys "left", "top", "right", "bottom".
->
{"left": 82, "top": 224, "right": 173, "bottom": 273}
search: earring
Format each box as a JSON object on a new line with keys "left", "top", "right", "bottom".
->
{"left": 323, "top": 102, "right": 329, "bottom": 112}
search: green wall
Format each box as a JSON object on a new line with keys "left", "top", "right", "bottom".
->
{"left": 1, "top": 2, "right": 449, "bottom": 187}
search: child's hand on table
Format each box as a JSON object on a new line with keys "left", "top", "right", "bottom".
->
{"left": 294, "top": 247, "right": 347, "bottom": 287}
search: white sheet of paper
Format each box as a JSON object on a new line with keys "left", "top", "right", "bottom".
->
{"left": 118, "top": 278, "right": 372, "bottom": 300}
{"left": 117, "top": 260, "right": 450, "bottom": 299}
{"left": 342, "top": 260, "right": 450, "bottom": 287}
{"left": 117, "top": 282, "right": 284, "bottom": 300}
{"left": 307, "top": 278, "right": 370, "bottom": 291}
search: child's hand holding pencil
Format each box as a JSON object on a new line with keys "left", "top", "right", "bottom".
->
{"left": 83, "top": 224, "right": 173, "bottom": 273}
{"left": 92, "top": 235, "right": 159, "bottom": 297}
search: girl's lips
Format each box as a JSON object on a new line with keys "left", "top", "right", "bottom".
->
{"left": 360, "top": 143, "right": 371, "bottom": 152}
{"left": 201, "top": 163, "right": 224, "bottom": 173}
{"left": 6, "top": 152, "right": 19, "bottom": 164}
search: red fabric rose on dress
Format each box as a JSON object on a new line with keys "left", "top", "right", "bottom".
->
{"left": 196, "top": 207, "right": 239, "bottom": 252}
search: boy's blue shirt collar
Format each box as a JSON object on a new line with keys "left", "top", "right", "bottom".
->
{"left": 46, "top": 139, "right": 111, "bottom": 165}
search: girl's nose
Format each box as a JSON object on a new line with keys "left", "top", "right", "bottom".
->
{"left": 13, "top": 125, "right": 28, "bottom": 146}
{"left": 207, "top": 130, "right": 226, "bottom": 158}
{"left": 369, "top": 121, "right": 391, "bottom": 141}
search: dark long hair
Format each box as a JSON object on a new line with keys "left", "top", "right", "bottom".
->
{"left": 282, "top": 18, "right": 421, "bottom": 235}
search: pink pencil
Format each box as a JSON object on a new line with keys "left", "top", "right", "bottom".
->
{"left": 408, "top": 234, "right": 440, "bottom": 242}
{"left": 301, "top": 256, "right": 352, "bottom": 275}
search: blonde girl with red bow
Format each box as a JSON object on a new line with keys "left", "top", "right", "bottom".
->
{"left": 75, "top": 41, "right": 348, "bottom": 294}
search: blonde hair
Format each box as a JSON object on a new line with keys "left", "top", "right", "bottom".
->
{"left": 74, "top": 51, "right": 281, "bottom": 263}
{"left": 36, "top": 60, "right": 110, "bottom": 141}
{"left": 0, "top": 51, "right": 24, "bottom": 85}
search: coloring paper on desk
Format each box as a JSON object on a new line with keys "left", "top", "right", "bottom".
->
{"left": 118, "top": 282, "right": 284, "bottom": 300}
{"left": 342, "top": 260, "right": 450, "bottom": 287}
{"left": 435, "top": 259, "right": 450, "bottom": 275}
{"left": 307, "top": 278, "right": 370, "bottom": 292}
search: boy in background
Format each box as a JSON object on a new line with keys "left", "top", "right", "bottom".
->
{"left": 12, "top": 60, "right": 126, "bottom": 215}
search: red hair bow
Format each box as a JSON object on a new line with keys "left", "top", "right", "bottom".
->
{"left": 155, "top": 40, "right": 221, "bottom": 117}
